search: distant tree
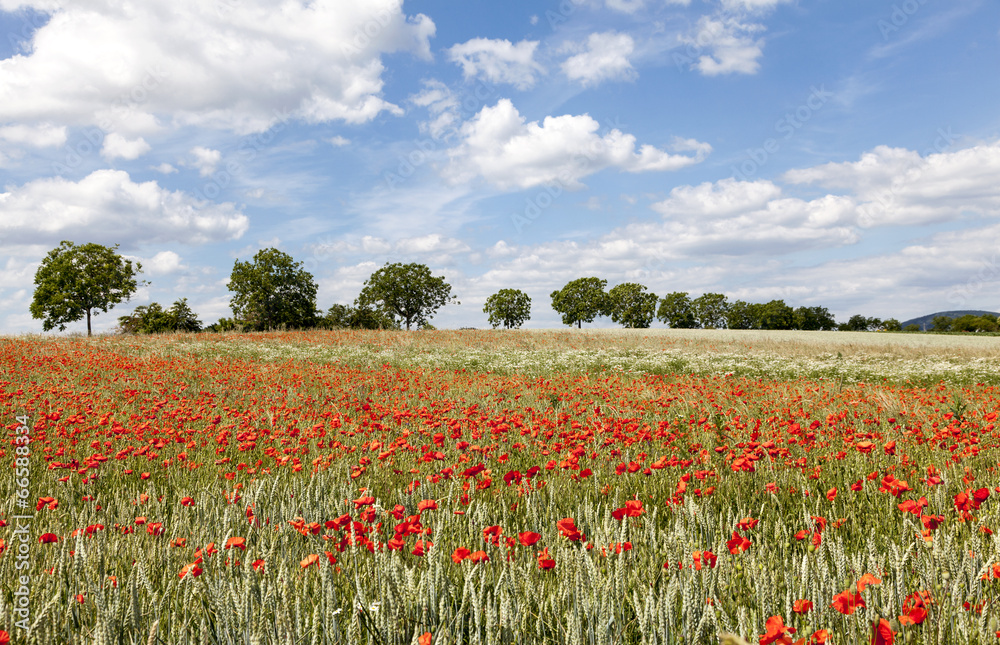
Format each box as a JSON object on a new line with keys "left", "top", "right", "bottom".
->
{"left": 843, "top": 314, "right": 872, "bottom": 332}
{"left": 657, "top": 292, "right": 697, "bottom": 328}
{"left": 903, "top": 324, "right": 920, "bottom": 332}
{"left": 692, "top": 293, "right": 729, "bottom": 329}
{"left": 550, "top": 277, "right": 609, "bottom": 328}
{"left": 229, "top": 248, "right": 318, "bottom": 331}
{"left": 320, "top": 303, "right": 398, "bottom": 330}
{"left": 358, "top": 262, "right": 455, "bottom": 330}
{"left": 882, "top": 318, "right": 902, "bottom": 332}
{"left": 484, "top": 289, "right": 532, "bottom": 329}
{"left": 30, "top": 241, "right": 143, "bottom": 336}
{"left": 607, "top": 283, "right": 658, "bottom": 328}
{"left": 951, "top": 314, "right": 998, "bottom": 332}
{"left": 726, "top": 300, "right": 757, "bottom": 330}
{"left": 758, "top": 300, "right": 794, "bottom": 330}
{"left": 118, "top": 298, "right": 202, "bottom": 334}
{"left": 206, "top": 317, "right": 243, "bottom": 333}
{"left": 322, "top": 304, "right": 354, "bottom": 329}
{"left": 931, "top": 316, "right": 953, "bottom": 332}
{"left": 793, "top": 306, "right": 836, "bottom": 331}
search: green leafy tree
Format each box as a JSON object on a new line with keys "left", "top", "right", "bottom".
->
{"left": 931, "top": 315, "right": 953, "bottom": 332}
{"left": 30, "top": 241, "right": 143, "bottom": 336}
{"left": 842, "top": 314, "right": 879, "bottom": 332}
{"left": 229, "top": 248, "right": 318, "bottom": 331}
{"left": 758, "top": 300, "right": 794, "bottom": 330}
{"left": 607, "top": 283, "right": 657, "bottom": 328}
{"left": 358, "top": 263, "right": 455, "bottom": 330}
{"left": 692, "top": 293, "right": 729, "bottom": 329}
{"left": 484, "top": 289, "right": 532, "bottom": 329}
{"left": 793, "top": 306, "right": 837, "bottom": 331}
{"left": 903, "top": 324, "right": 921, "bottom": 332}
{"left": 118, "top": 298, "right": 203, "bottom": 334}
{"left": 882, "top": 318, "right": 902, "bottom": 332}
{"left": 726, "top": 300, "right": 757, "bottom": 330}
{"left": 550, "top": 277, "right": 609, "bottom": 328}
{"left": 322, "top": 304, "right": 354, "bottom": 329}
{"left": 656, "top": 292, "right": 697, "bottom": 328}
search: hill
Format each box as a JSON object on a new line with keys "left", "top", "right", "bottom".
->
{"left": 900, "top": 310, "right": 1000, "bottom": 330}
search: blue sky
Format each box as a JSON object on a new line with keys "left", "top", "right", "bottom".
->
{"left": 1, "top": 0, "right": 999, "bottom": 332}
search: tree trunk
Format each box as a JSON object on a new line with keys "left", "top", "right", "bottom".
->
{"left": 577, "top": 320, "right": 581, "bottom": 329}
{"left": 87, "top": 308, "right": 92, "bottom": 336}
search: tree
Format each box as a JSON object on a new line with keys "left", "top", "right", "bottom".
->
{"left": 118, "top": 298, "right": 203, "bottom": 334}
{"left": 758, "top": 300, "right": 794, "bottom": 330}
{"left": 842, "top": 314, "right": 878, "bottom": 332}
{"left": 30, "top": 241, "right": 143, "bottom": 336}
{"left": 550, "top": 277, "right": 609, "bottom": 328}
{"left": 606, "top": 283, "right": 657, "bottom": 328}
{"left": 657, "top": 292, "right": 697, "bottom": 328}
{"left": 692, "top": 293, "right": 729, "bottom": 329}
{"left": 357, "top": 263, "right": 455, "bottom": 330}
{"left": 484, "top": 289, "right": 532, "bottom": 329}
{"left": 793, "top": 306, "right": 837, "bottom": 331}
{"left": 726, "top": 300, "right": 757, "bottom": 330}
{"left": 931, "top": 316, "right": 952, "bottom": 332}
{"left": 882, "top": 318, "right": 902, "bottom": 332}
{"left": 229, "top": 248, "right": 318, "bottom": 331}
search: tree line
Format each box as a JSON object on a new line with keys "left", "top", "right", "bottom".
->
{"left": 29, "top": 241, "right": 963, "bottom": 335}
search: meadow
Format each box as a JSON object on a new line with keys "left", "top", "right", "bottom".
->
{"left": 1, "top": 329, "right": 999, "bottom": 644}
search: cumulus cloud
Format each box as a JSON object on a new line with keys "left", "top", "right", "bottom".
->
{"left": 784, "top": 139, "right": 1000, "bottom": 226}
{"left": 443, "top": 99, "right": 710, "bottom": 190}
{"left": 190, "top": 147, "right": 221, "bottom": 176}
{"left": 0, "top": 123, "right": 67, "bottom": 147}
{"left": 0, "top": 0, "right": 435, "bottom": 136}
{"left": 139, "top": 250, "right": 186, "bottom": 275}
{"left": 0, "top": 169, "right": 249, "bottom": 246}
{"left": 329, "top": 135, "right": 351, "bottom": 147}
{"left": 684, "top": 16, "right": 766, "bottom": 76}
{"left": 101, "top": 133, "right": 151, "bottom": 160}
{"left": 151, "top": 163, "right": 177, "bottom": 174}
{"left": 447, "top": 38, "right": 545, "bottom": 90}
{"left": 561, "top": 31, "right": 637, "bottom": 86}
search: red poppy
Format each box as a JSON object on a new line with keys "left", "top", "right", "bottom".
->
{"left": 469, "top": 550, "right": 489, "bottom": 564}
{"left": 225, "top": 536, "right": 246, "bottom": 550}
{"left": 0, "top": 630, "right": 10, "bottom": 645}
{"left": 418, "top": 633, "right": 432, "bottom": 645}
{"left": 417, "top": 499, "right": 438, "bottom": 513}
{"left": 870, "top": 618, "right": 896, "bottom": 645}
{"left": 537, "top": 547, "right": 555, "bottom": 570}
{"left": 39, "top": 533, "right": 58, "bottom": 544}
{"left": 300, "top": 554, "right": 320, "bottom": 569}
{"left": 857, "top": 573, "right": 881, "bottom": 593}
{"left": 252, "top": 559, "right": 265, "bottom": 571}
{"left": 727, "top": 531, "right": 751, "bottom": 555}
{"left": 793, "top": 599, "right": 813, "bottom": 614}
{"left": 518, "top": 531, "right": 541, "bottom": 547}
{"left": 758, "top": 615, "right": 797, "bottom": 645}
{"left": 181, "top": 497, "right": 195, "bottom": 506}
{"left": 830, "top": 590, "right": 865, "bottom": 615}
{"left": 452, "top": 547, "right": 471, "bottom": 563}
{"left": 556, "top": 518, "right": 584, "bottom": 542}
{"left": 826, "top": 488, "right": 837, "bottom": 501}
{"left": 737, "top": 517, "right": 759, "bottom": 530}
{"left": 179, "top": 562, "right": 203, "bottom": 579}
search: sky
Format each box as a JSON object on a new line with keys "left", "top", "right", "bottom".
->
{"left": 1, "top": 0, "right": 999, "bottom": 333}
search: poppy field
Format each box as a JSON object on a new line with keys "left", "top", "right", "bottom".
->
{"left": 2, "top": 330, "right": 1000, "bottom": 645}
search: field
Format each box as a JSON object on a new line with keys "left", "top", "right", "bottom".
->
{"left": 2, "top": 329, "right": 999, "bottom": 644}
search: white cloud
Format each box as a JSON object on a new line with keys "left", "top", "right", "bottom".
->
{"left": 447, "top": 38, "right": 545, "bottom": 90}
{"left": 329, "top": 135, "right": 351, "bottom": 147}
{"left": 140, "top": 250, "right": 186, "bottom": 275}
{"left": 561, "top": 31, "right": 637, "bottom": 87}
{"left": 443, "top": 99, "right": 710, "bottom": 190}
{"left": 409, "top": 79, "right": 461, "bottom": 139}
{"left": 685, "top": 16, "right": 766, "bottom": 76}
{"left": 0, "top": 169, "right": 249, "bottom": 246}
{"left": 190, "top": 146, "right": 221, "bottom": 177}
{"left": 653, "top": 178, "right": 782, "bottom": 218}
{"left": 720, "top": 0, "right": 793, "bottom": 11}
{"left": 0, "top": 123, "right": 67, "bottom": 147}
{"left": 0, "top": 0, "right": 435, "bottom": 136}
{"left": 784, "top": 139, "right": 1000, "bottom": 226}
{"left": 152, "top": 163, "right": 177, "bottom": 174}
{"left": 101, "top": 133, "right": 151, "bottom": 161}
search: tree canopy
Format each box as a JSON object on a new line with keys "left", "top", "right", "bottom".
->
{"left": 229, "top": 248, "right": 318, "bottom": 331}
{"left": 483, "top": 289, "right": 532, "bottom": 329}
{"left": 357, "top": 263, "right": 455, "bottom": 330}
{"left": 550, "top": 277, "right": 609, "bottom": 328}
{"left": 118, "top": 298, "right": 202, "bottom": 334}
{"left": 607, "top": 283, "right": 657, "bottom": 328}
{"left": 30, "top": 241, "right": 143, "bottom": 336}
{"left": 657, "top": 292, "right": 696, "bottom": 329}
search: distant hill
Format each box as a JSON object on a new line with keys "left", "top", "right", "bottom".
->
{"left": 900, "top": 310, "right": 1000, "bottom": 330}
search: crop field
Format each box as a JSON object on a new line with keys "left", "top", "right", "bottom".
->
{"left": 2, "top": 329, "right": 1000, "bottom": 644}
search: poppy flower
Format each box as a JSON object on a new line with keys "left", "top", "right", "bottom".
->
{"left": 417, "top": 499, "right": 438, "bottom": 513}
{"left": 857, "top": 573, "right": 881, "bottom": 593}
{"left": 225, "top": 536, "right": 246, "bottom": 550}
{"left": 826, "top": 488, "right": 837, "bottom": 501}
{"left": 181, "top": 497, "right": 195, "bottom": 506}
{"left": 758, "top": 615, "right": 797, "bottom": 645}
{"left": 412, "top": 539, "right": 431, "bottom": 556}
{"left": 469, "top": 550, "right": 489, "bottom": 564}
{"left": 179, "top": 562, "right": 203, "bottom": 579}
{"left": 830, "top": 590, "right": 864, "bottom": 615}
{"left": 252, "top": 559, "right": 265, "bottom": 572}
{"left": 537, "top": 547, "right": 556, "bottom": 570}
{"left": 737, "top": 517, "right": 759, "bottom": 530}
{"left": 418, "top": 633, "right": 432, "bottom": 645}
{"left": 452, "top": 547, "right": 471, "bottom": 563}
{"left": 870, "top": 618, "right": 896, "bottom": 645}
{"left": 75, "top": 594, "right": 85, "bottom": 604}
{"left": 39, "top": 533, "right": 58, "bottom": 544}
{"left": 0, "top": 630, "right": 10, "bottom": 645}
{"left": 556, "top": 518, "right": 584, "bottom": 542}
{"left": 727, "top": 531, "right": 751, "bottom": 555}
{"left": 793, "top": 599, "right": 813, "bottom": 614}
{"left": 300, "top": 554, "right": 320, "bottom": 569}
{"left": 518, "top": 531, "right": 541, "bottom": 547}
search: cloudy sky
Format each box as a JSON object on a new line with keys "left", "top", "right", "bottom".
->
{"left": 1, "top": 0, "right": 999, "bottom": 333}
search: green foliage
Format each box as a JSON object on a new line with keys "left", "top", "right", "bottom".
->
{"left": 30, "top": 240, "right": 143, "bottom": 336}
{"left": 483, "top": 289, "right": 532, "bottom": 329}
{"left": 656, "top": 292, "right": 696, "bottom": 329}
{"left": 550, "top": 277, "right": 609, "bottom": 328}
{"left": 691, "top": 293, "right": 729, "bottom": 329}
{"left": 903, "top": 324, "right": 921, "bottom": 332}
{"left": 725, "top": 300, "right": 756, "bottom": 330}
{"left": 951, "top": 314, "right": 999, "bottom": 332}
{"left": 931, "top": 315, "right": 953, "bottom": 332}
{"left": 321, "top": 303, "right": 399, "bottom": 330}
{"left": 205, "top": 317, "right": 244, "bottom": 333}
{"left": 228, "top": 248, "right": 318, "bottom": 331}
{"left": 607, "top": 283, "right": 657, "bottom": 328}
{"left": 793, "top": 306, "right": 837, "bottom": 331}
{"left": 358, "top": 262, "right": 455, "bottom": 330}
{"left": 117, "top": 298, "right": 202, "bottom": 334}
{"left": 882, "top": 317, "right": 902, "bottom": 332}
